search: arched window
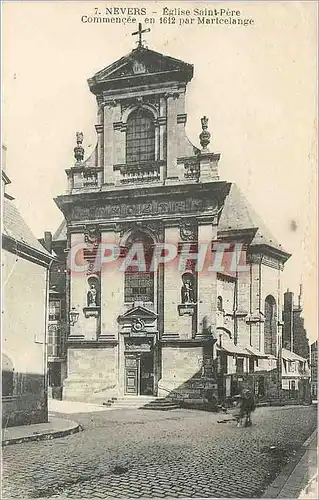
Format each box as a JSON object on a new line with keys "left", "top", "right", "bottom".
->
{"left": 124, "top": 232, "right": 154, "bottom": 303}
{"left": 126, "top": 109, "right": 155, "bottom": 163}
{"left": 264, "top": 295, "right": 277, "bottom": 355}
{"left": 217, "top": 296, "right": 223, "bottom": 312}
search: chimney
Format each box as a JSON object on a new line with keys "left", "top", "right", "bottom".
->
{"left": 298, "top": 283, "right": 303, "bottom": 309}
{"left": 43, "top": 231, "right": 52, "bottom": 253}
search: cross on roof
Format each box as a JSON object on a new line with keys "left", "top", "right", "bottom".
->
{"left": 132, "top": 23, "right": 151, "bottom": 48}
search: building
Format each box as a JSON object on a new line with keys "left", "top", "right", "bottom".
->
{"left": 51, "top": 28, "right": 293, "bottom": 405}
{"left": 39, "top": 230, "right": 68, "bottom": 400}
{"left": 2, "top": 148, "right": 54, "bottom": 426}
{"left": 281, "top": 348, "right": 310, "bottom": 401}
{"left": 310, "top": 340, "right": 317, "bottom": 398}
{"left": 283, "top": 286, "right": 310, "bottom": 359}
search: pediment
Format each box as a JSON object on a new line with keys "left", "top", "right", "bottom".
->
{"left": 118, "top": 305, "right": 158, "bottom": 323}
{"left": 88, "top": 47, "right": 193, "bottom": 94}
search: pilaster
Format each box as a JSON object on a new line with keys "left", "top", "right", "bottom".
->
{"left": 103, "top": 103, "right": 116, "bottom": 185}
{"left": 166, "top": 94, "right": 179, "bottom": 182}
{"left": 163, "top": 226, "right": 180, "bottom": 335}
{"left": 197, "top": 223, "right": 216, "bottom": 337}
{"left": 100, "top": 228, "right": 122, "bottom": 338}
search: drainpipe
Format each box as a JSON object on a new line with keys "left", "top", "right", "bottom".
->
{"left": 277, "top": 265, "right": 283, "bottom": 398}
{"left": 249, "top": 260, "right": 253, "bottom": 345}
{"left": 44, "top": 259, "right": 54, "bottom": 422}
{"left": 234, "top": 270, "right": 238, "bottom": 345}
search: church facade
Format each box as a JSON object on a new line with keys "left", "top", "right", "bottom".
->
{"left": 52, "top": 33, "right": 293, "bottom": 404}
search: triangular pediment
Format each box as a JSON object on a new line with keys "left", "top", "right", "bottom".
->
{"left": 118, "top": 305, "right": 158, "bottom": 322}
{"left": 88, "top": 47, "right": 193, "bottom": 94}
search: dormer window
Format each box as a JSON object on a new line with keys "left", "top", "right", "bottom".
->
{"left": 126, "top": 109, "right": 155, "bottom": 163}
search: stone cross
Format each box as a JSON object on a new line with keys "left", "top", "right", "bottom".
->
{"left": 132, "top": 23, "right": 151, "bottom": 48}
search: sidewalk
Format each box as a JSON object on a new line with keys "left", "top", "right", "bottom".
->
{"left": 2, "top": 417, "right": 80, "bottom": 446}
{"left": 263, "top": 430, "right": 317, "bottom": 498}
{"left": 48, "top": 398, "right": 111, "bottom": 414}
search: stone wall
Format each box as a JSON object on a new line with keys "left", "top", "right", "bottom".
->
{"left": 2, "top": 251, "right": 48, "bottom": 426}
{"left": 63, "top": 346, "right": 118, "bottom": 402}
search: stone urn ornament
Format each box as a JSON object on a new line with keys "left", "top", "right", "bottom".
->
{"left": 199, "top": 116, "right": 211, "bottom": 151}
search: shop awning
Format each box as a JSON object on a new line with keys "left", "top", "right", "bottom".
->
{"left": 217, "top": 344, "right": 249, "bottom": 356}
{"left": 245, "top": 347, "right": 269, "bottom": 358}
{"left": 282, "top": 348, "right": 307, "bottom": 362}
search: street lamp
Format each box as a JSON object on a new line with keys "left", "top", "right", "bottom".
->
{"left": 69, "top": 307, "right": 79, "bottom": 326}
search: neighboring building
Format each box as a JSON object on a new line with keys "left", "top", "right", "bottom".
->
{"left": 39, "top": 229, "right": 68, "bottom": 399}
{"left": 310, "top": 340, "right": 317, "bottom": 398}
{"left": 282, "top": 287, "right": 310, "bottom": 359}
{"left": 51, "top": 29, "right": 294, "bottom": 404}
{"left": 281, "top": 348, "right": 310, "bottom": 401}
{"left": 2, "top": 151, "right": 54, "bottom": 426}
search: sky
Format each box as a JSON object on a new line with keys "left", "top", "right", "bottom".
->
{"left": 2, "top": 1, "right": 318, "bottom": 340}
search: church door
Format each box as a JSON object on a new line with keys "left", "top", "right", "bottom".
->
{"left": 124, "top": 355, "right": 139, "bottom": 395}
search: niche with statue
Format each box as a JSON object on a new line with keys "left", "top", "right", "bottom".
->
{"left": 83, "top": 274, "right": 100, "bottom": 318}
{"left": 178, "top": 270, "right": 197, "bottom": 316}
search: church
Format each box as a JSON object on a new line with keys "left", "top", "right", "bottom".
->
{"left": 50, "top": 26, "right": 292, "bottom": 405}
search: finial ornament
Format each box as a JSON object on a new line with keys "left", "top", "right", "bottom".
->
{"left": 199, "top": 116, "right": 211, "bottom": 150}
{"left": 74, "top": 132, "right": 84, "bottom": 163}
{"left": 132, "top": 23, "right": 151, "bottom": 48}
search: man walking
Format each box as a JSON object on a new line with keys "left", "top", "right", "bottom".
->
{"left": 241, "top": 389, "right": 256, "bottom": 427}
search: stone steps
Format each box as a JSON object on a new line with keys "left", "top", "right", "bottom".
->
{"left": 102, "top": 396, "right": 180, "bottom": 410}
{"left": 103, "top": 396, "right": 157, "bottom": 409}
{"left": 140, "top": 397, "right": 180, "bottom": 411}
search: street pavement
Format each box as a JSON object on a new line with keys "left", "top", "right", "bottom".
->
{"left": 2, "top": 404, "right": 317, "bottom": 499}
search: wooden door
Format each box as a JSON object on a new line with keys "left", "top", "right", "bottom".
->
{"left": 125, "top": 355, "right": 138, "bottom": 395}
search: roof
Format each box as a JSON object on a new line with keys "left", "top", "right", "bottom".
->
{"left": 53, "top": 219, "right": 67, "bottom": 242}
{"left": 282, "top": 348, "right": 307, "bottom": 362}
{"left": 218, "top": 183, "right": 290, "bottom": 258}
{"left": 218, "top": 343, "right": 249, "bottom": 356}
{"left": 88, "top": 46, "right": 194, "bottom": 94}
{"left": 3, "top": 198, "right": 52, "bottom": 257}
{"left": 2, "top": 170, "right": 11, "bottom": 185}
{"left": 245, "top": 346, "right": 269, "bottom": 358}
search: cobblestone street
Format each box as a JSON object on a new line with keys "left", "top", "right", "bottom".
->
{"left": 2, "top": 405, "right": 317, "bottom": 499}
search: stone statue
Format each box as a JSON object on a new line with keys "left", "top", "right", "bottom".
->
{"left": 181, "top": 275, "right": 195, "bottom": 304}
{"left": 87, "top": 283, "right": 98, "bottom": 307}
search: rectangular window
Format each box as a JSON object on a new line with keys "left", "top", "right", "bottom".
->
{"left": 126, "top": 110, "right": 155, "bottom": 163}
{"left": 49, "top": 300, "right": 61, "bottom": 321}
{"left": 47, "top": 325, "right": 61, "bottom": 357}
{"left": 124, "top": 271, "right": 153, "bottom": 303}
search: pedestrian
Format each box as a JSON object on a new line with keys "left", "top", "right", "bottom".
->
{"left": 232, "top": 394, "right": 245, "bottom": 427}
{"left": 241, "top": 389, "right": 256, "bottom": 427}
